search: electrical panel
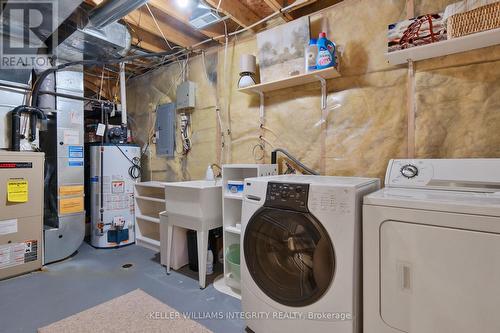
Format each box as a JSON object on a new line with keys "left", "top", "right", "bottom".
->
{"left": 156, "top": 103, "right": 176, "bottom": 157}
{"left": 176, "top": 81, "right": 196, "bottom": 111}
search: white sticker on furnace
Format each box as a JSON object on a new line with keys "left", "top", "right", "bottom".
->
{"left": 0, "top": 243, "right": 25, "bottom": 269}
{"left": 0, "top": 219, "right": 17, "bottom": 235}
{"left": 63, "top": 129, "right": 80, "bottom": 145}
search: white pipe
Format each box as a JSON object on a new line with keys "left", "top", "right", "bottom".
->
{"left": 120, "top": 62, "right": 127, "bottom": 126}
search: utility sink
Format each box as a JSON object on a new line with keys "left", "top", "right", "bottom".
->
{"left": 162, "top": 180, "right": 222, "bottom": 288}
{"left": 164, "top": 180, "right": 222, "bottom": 230}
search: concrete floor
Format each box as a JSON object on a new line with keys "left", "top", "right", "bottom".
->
{"left": 0, "top": 242, "right": 244, "bottom": 333}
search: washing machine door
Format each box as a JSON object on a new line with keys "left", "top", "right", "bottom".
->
{"left": 244, "top": 207, "right": 335, "bottom": 307}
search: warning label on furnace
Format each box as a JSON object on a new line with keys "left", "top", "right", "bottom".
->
{"left": 0, "top": 240, "right": 38, "bottom": 270}
{"left": 7, "top": 178, "right": 28, "bottom": 203}
{"left": 59, "top": 196, "right": 84, "bottom": 215}
{"left": 24, "top": 240, "right": 38, "bottom": 263}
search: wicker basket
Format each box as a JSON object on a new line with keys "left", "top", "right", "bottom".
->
{"left": 447, "top": 1, "right": 500, "bottom": 38}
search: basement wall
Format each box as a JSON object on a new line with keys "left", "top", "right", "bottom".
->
{"left": 127, "top": 0, "right": 500, "bottom": 182}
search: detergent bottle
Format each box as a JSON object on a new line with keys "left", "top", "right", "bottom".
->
{"left": 316, "top": 32, "right": 336, "bottom": 69}
{"left": 305, "top": 38, "right": 318, "bottom": 72}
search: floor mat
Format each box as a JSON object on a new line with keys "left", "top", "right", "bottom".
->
{"left": 38, "top": 289, "right": 213, "bottom": 333}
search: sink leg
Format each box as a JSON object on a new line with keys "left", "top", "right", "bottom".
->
{"left": 166, "top": 224, "right": 173, "bottom": 275}
{"left": 197, "top": 230, "right": 208, "bottom": 289}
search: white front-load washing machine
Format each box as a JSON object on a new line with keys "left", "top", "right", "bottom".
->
{"left": 364, "top": 159, "right": 500, "bottom": 333}
{"left": 241, "top": 175, "right": 380, "bottom": 333}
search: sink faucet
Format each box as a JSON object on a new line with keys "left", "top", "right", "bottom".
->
{"left": 210, "top": 164, "right": 222, "bottom": 178}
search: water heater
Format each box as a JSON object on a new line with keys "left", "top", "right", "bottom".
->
{"left": 89, "top": 143, "right": 140, "bottom": 248}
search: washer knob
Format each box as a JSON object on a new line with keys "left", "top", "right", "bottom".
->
{"left": 401, "top": 164, "right": 418, "bottom": 178}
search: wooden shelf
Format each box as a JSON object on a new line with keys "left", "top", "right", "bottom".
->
{"left": 237, "top": 66, "right": 340, "bottom": 94}
{"left": 386, "top": 28, "right": 500, "bottom": 65}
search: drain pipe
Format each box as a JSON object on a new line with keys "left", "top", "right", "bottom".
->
{"left": 10, "top": 105, "right": 47, "bottom": 151}
{"left": 271, "top": 148, "right": 319, "bottom": 175}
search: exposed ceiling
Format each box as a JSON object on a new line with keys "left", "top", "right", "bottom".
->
{"left": 80, "top": 0, "right": 343, "bottom": 99}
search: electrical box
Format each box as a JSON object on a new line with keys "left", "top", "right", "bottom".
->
{"left": 156, "top": 103, "right": 176, "bottom": 157}
{"left": 176, "top": 81, "right": 196, "bottom": 111}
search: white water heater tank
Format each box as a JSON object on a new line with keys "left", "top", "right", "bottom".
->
{"left": 89, "top": 143, "right": 140, "bottom": 248}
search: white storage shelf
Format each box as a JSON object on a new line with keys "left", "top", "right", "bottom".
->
{"left": 135, "top": 195, "right": 165, "bottom": 203}
{"left": 386, "top": 28, "right": 500, "bottom": 65}
{"left": 136, "top": 214, "right": 160, "bottom": 224}
{"left": 224, "top": 192, "right": 243, "bottom": 200}
{"left": 134, "top": 181, "right": 167, "bottom": 252}
{"left": 135, "top": 217, "right": 161, "bottom": 251}
{"left": 135, "top": 198, "right": 164, "bottom": 220}
{"left": 225, "top": 225, "right": 241, "bottom": 235}
{"left": 221, "top": 164, "right": 277, "bottom": 298}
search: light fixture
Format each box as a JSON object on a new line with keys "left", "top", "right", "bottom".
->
{"left": 238, "top": 55, "right": 258, "bottom": 88}
{"left": 176, "top": 0, "right": 190, "bottom": 9}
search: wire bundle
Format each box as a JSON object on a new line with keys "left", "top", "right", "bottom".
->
{"left": 114, "top": 143, "right": 142, "bottom": 179}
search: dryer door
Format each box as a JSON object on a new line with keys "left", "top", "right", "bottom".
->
{"left": 243, "top": 207, "right": 335, "bottom": 307}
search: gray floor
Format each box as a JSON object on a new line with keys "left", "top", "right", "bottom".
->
{"left": 0, "top": 242, "right": 244, "bottom": 333}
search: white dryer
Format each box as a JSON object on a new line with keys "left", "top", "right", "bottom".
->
{"left": 241, "top": 175, "right": 380, "bottom": 333}
{"left": 364, "top": 159, "right": 500, "bottom": 333}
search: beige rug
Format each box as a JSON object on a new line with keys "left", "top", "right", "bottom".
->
{"left": 38, "top": 289, "right": 213, "bottom": 333}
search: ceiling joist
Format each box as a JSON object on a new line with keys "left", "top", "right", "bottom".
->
{"left": 128, "top": 24, "right": 174, "bottom": 53}
{"left": 205, "top": 0, "right": 261, "bottom": 28}
{"left": 126, "top": 8, "right": 203, "bottom": 49}
{"left": 263, "top": 0, "right": 294, "bottom": 21}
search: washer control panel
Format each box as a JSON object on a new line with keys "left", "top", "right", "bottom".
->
{"left": 265, "top": 182, "right": 309, "bottom": 212}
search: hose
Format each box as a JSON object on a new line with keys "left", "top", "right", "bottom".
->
{"left": 271, "top": 148, "right": 319, "bottom": 176}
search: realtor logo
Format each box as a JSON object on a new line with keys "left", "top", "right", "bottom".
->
{"left": 0, "top": 0, "right": 57, "bottom": 69}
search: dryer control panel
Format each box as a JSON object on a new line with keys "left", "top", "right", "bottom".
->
{"left": 386, "top": 159, "right": 434, "bottom": 187}
{"left": 264, "top": 182, "right": 309, "bottom": 212}
{"left": 386, "top": 158, "right": 500, "bottom": 192}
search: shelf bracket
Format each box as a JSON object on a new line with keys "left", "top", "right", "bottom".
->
{"left": 315, "top": 75, "right": 327, "bottom": 111}
{"left": 258, "top": 91, "right": 265, "bottom": 124}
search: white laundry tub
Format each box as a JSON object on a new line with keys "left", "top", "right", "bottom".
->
{"left": 164, "top": 180, "right": 222, "bottom": 230}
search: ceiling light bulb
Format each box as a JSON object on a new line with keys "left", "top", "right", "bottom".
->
{"left": 177, "top": 0, "right": 190, "bottom": 8}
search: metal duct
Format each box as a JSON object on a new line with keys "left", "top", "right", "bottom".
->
{"left": 89, "top": 0, "right": 150, "bottom": 29}
{"left": 56, "top": 22, "right": 132, "bottom": 61}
